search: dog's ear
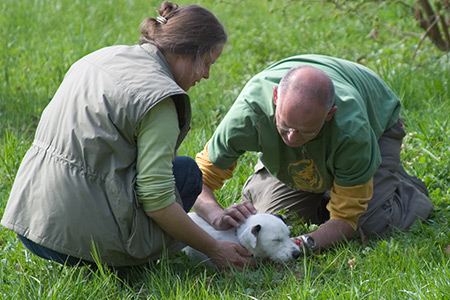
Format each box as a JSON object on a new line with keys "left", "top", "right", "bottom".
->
{"left": 251, "top": 224, "right": 261, "bottom": 236}
{"left": 239, "top": 225, "right": 260, "bottom": 249}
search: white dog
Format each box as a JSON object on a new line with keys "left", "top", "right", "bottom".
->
{"left": 184, "top": 212, "right": 301, "bottom": 267}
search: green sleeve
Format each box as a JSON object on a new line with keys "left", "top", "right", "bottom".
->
{"left": 207, "top": 69, "right": 282, "bottom": 169}
{"left": 208, "top": 97, "right": 264, "bottom": 170}
{"left": 135, "top": 98, "right": 179, "bottom": 212}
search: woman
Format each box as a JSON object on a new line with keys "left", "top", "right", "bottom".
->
{"left": 1, "top": 1, "right": 252, "bottom": 270}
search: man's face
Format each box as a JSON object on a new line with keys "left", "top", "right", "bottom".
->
{"left": 275, "top": 106, "right": 325, "bottom": 148}
{"left": 273, "top": 86, "right": 332, "bottom": 148}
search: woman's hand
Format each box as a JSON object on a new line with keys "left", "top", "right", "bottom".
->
{"left": 146, "top": 202, "right": 254, "bottom": 270}
{"left": 205, "top": 239, "right": 255, "bottom": 271}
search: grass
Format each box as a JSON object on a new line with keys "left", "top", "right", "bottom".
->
{"left": 1, "top": 0, "right": 450, "bottom": 299}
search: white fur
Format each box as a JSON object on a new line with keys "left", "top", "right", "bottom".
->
{"left": 183, "top": 213, "right": 301, "bottom": 267}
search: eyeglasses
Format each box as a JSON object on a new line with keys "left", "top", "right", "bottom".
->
{"left": 276, "top": 124, "right": 317, "bottom": 137}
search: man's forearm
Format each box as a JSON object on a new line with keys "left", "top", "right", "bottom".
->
{"left": 192, "top": 184, "right": 224, "bottom": 226}
{"left": 307, "top": 219, "right": 355, "bottom": 250}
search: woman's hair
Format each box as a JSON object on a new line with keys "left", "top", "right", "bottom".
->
{"left": 139, "top": 2, "right": 227, "bottom": 62}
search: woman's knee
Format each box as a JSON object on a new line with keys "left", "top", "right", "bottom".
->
{"left": 173, "top": 156, "right": 203, "bottom": 195}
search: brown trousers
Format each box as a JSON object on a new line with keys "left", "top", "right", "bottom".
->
{"left": 241, "top": 117, "right": 433, "bottom": 239}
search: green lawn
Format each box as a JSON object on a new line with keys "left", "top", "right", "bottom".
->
{"left": 1, "top": 0, "right": 449, "bottom": 299}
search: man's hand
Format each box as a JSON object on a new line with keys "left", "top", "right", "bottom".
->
{"left": 213, "top": 201, "right": 256, "bottom": 230}
{"left": 193, "top": 184, "right": 256, "bottom": 231}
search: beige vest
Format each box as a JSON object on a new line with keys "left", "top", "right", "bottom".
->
{"left": 1, "top": 44, "right": 191, "bottom": 266}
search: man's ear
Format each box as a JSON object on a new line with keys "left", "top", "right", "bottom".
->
{"left": 273, "top": 86, "right": 278, "bottom": 106}
{"left": 326, "top": 105, "right": 337, "bottom": 121}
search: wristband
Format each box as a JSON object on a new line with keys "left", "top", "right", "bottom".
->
{"left": 294, "top": 235, "right": 316, "bottom": 254}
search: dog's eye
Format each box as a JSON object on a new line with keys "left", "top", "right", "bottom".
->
{"left": 273, "top": 238, "right": 282, "bottom": 242}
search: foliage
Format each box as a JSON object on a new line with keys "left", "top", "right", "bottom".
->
{"left": 414, "top": 0, "right": 450, "bottom": 51}
{"left": 1, "top": 0, "right": 449, "bottom": 299}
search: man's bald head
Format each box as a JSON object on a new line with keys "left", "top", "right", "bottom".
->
{"left": 273, "top": 65, "right": 337, "bottom": 148}
{"left": 277, "top": 65, "right": 335, "bottom": 112}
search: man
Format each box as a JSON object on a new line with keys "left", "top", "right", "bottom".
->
{"left": 193, "top": 54, "right": 432, "bottom": 252}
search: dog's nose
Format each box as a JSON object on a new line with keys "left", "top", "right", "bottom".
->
{"left": 292, "top": 249, "right": 301, "bottom": 260}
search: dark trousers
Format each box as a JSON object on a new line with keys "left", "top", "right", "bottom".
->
{"left": 18, "top": 155, "right": 202, "bottom": 267}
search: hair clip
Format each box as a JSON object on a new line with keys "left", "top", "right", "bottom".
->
{"left": 156, "top": 16, "right": 168, "bottom": 25}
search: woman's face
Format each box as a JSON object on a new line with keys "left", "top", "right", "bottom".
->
{"left": 168, "top": 47, "right": 223, "bottom": 91}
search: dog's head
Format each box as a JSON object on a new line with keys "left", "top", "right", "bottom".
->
{"left": 236, "top": 213, "right": 301, "bottom": 262}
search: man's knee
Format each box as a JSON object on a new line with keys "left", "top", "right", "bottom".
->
{"left": 358, "top": 190, "right": 433, "bottom": 239}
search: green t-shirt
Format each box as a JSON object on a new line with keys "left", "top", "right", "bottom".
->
{"left": 208, "top": 54, "right": 401, "bottom": 191}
